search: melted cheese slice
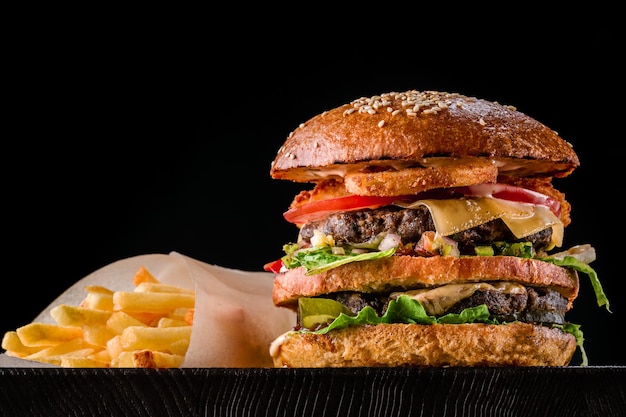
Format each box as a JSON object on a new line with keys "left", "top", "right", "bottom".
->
{"left": 392, "top": 282, "right": 527, "bottom": 316}
{"left": 400, "top": 198, "right": 564, "bottom": 248}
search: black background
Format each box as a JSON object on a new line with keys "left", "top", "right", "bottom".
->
{"left": 3, "top": 14, "right": 622, "bottom": 365}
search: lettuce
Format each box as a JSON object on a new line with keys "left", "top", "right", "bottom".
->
{"left": 300, "top": 295, "right": 494, "bottom": 334}
{"left": 541, "top": 255, "right": 610, "bottom": 311}
{"left": 282, "top": 245, "right": 396, "bottom": 275}
{"left": 555, "top": 322, "right": 587, "bottom": 366}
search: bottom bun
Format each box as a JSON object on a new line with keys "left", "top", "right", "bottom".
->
{"left": 271, "top": 322, "right": 576, "bottom": 367}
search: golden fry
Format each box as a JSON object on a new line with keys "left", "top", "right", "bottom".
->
{"left": 120, "top": 325, "right": 192, "bottom": 353}
{"left": 3, "top": 265, "right": 195, "bottom": 368}
{"left": 106, "top": 335, "right": 124, "bottom": 361}
{"left": 133, "top": 265, "right": 160, "bottom": 286}
{"left": 81, "top": 324, "right": 117, "bottom": 347}
{"left": 134, "top": 282, "right": 195, "bottom": 295}
{"left": 184, "top": 308, "right": 194, "bottom": 325}
{"left": 60, "top": 356, "right": 110, "bottom": 368}
{"left": 168, "top": 307, "right": 192, "bottom": 322}
{"left": 113, "top": 291, "right": 195, "bottom": 314}
{"left": 25, "top": 338, "right": 99, "bottom": 363}
{"left": 51, "top": 304, "right": 112, "bottom": 326}
{"left": 17, "top": 323, "right": 83, "bottom": 347}
{"left": 157, "top": 317, "right": 189, "bottom": 328}
{"left": 115, "top": 350, "right": 185, "bottom": 368}
{"left": 80, "top": 286, "right": 114, "bottom": 311}
{"left": 1, "top": 331, "right": 45, "bottom": 357}
{"left": 106, "top": 311, "right": 147, "bottom": 334}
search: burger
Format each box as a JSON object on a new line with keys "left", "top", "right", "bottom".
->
{"left": 264, "top": 90, "right": 609, "bottom": 367}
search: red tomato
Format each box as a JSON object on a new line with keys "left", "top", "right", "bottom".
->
{"left": 283, "top": 195, "right": 416, "bottom": 224}
{"left": 263, "top": 259, "right": 283, "bottom": 273}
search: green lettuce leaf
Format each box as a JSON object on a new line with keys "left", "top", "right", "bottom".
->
{"left": 541, "top": 255, "right": 610, "bottom": 311}
{"left": 283, "top": 246, "right": 396, "bottom": 275}
{"left": 300, "top": 295, "right": 494, "bottom": 334}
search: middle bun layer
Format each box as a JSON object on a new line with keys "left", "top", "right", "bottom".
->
{"left": 272, "top": 255, "right": 579, "bottom": 308}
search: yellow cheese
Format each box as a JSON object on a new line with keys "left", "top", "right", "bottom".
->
{"left": 400, "top": 198, "right": 563, "bottom": 248}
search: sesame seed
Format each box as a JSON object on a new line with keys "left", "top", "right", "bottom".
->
{"left": 378, "top": 120, "right": 385, "bottom": 127}
{"left": 345, "top": 90, "right": 467, "bottom": 118}
{"left": 479, "top": 118, "right": 486, "bottom": 126}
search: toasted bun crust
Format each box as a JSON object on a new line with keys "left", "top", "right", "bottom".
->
{"left": 272, "top": 255, "right": 579, "bottom": 308}
{"left": 270, "top": 90, "right": 579, "bottom": 182}
{"left": 271, "top": 322, "right": 577, "bottom": 367}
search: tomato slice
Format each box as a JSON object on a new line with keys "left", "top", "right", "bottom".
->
{"left": 283, "top": 195, "right": 416, "bottom": 224}
{"left": 263, "top": 259, "right": 284, "bottom": 273}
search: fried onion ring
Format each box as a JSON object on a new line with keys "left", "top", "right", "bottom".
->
{"left": 345, "top": 160, "right": 498, "bottom": 196}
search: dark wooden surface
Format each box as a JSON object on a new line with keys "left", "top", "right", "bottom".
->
{"left": 0, "top": 367, "right": 624, "bottom": 417}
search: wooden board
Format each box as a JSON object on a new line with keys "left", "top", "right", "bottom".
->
{"left": 1, "top": 367, "right": 625, "bottom": 416}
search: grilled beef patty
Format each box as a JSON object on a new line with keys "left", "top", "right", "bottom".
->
{"left": 322, "top": 286, "right": 568, "bottom": 325}
{"left": 298, "top": 206, "right": 553, "bottom": 255}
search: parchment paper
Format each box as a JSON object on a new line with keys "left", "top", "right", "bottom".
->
{"left": 0, "top": 252, "right": 295, "bottom": 368}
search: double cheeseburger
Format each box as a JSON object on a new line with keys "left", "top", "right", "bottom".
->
{"left": 264, "top": 90, "right": 609, "bottom": 367}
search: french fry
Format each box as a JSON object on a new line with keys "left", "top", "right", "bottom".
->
{"left": 81, "top": 323, "right": 117, "bottom": 347}
{"left": 60, "top": 356, "right": 110, "bottom": 368}
{"left": 106, "top": 335, "right": 124, "bottom": 361}
{"left": 112, "top": 350, "right": 136, "bottom": 368}
{"left": 157, "top": 317, "right": 189, "bottom": 328}
{"left": 114, "top": 350, "right": 184, "bottom": 368}
{"left": 133, "top": 265, "right": 160, "bottom": 286}
{"left": 106, "top": 311, "right": 147, "bottom": 334}
{"left": 113, "top": 291, "right": 195, "bottom": 314}
{"left": 168, "top": 339, "right": 191, "bottom": 357}
{"left": 134, "top": 282, "right": 194, "bottom": 295}
{"left": 89, "top": 349, "right": 111, "bottom": 364}
{"left": 184, "top": 308, "right": 194, "bottom": 325}
{"left": 2, "top": 265, "right": 196, "bottom": 368}
{"left": 80, "top": 285, "right": 114, "bottom": 310}
{"left": 120, "top": 326, "right": 192, "bottom": 355}
{"left": 1, "top": 331, "right": 46, "bottom": 357}
{"left": 50, "top": 304, "right": 112, "bottom": 326}
{"left": 25, "top": 338, "right": 99, "bottom": 363}
{"left": 17, "top": 323, "right": 83, "bottom": 347}
{"left": 169, "top": 307, "right": 193, "bottom": 322}
{"left": 125, "top": 312, "right": 164, "bottom": 327}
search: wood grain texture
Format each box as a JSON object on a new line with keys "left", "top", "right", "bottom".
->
{"left": 0, "top": 367, "right": 624, "bottom": 417}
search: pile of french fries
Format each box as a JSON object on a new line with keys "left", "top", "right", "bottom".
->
{"left": 1, "top": 266, "right": 195, "bottom": 368}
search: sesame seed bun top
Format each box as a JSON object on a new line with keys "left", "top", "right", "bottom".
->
{"left": 270, "top": 90, "right": 580, "bottom": 183}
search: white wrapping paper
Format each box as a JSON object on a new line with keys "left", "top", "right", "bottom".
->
{"left": 0, "top": 252, "right": 295, "bottom": 368}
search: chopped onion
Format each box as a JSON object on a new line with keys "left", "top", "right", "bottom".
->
{"left": 378, "top": 233, "right": 401, "bottom": 251}
{"left": 549, "top": 244, "right": 596, "bottom": 264}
